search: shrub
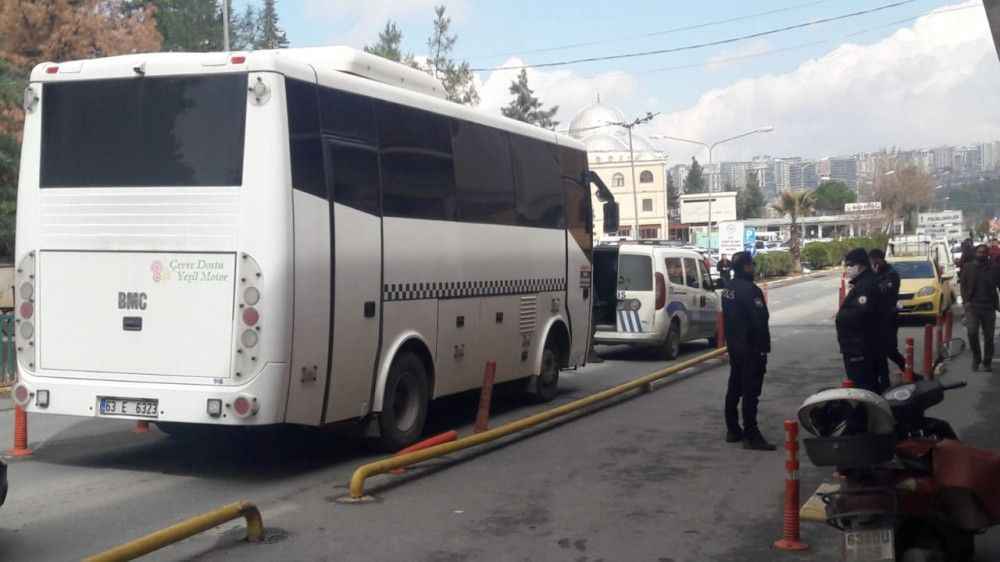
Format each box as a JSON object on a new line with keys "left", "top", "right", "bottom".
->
{"left": 801, "top": 242, "right": 832, "bottom": 269}
{"left": 754, "top": 251, "right": 793, "bottom": 279}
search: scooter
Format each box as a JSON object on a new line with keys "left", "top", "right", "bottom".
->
{"left": 798, "top": 352, "right": 1000, "bottom": 561}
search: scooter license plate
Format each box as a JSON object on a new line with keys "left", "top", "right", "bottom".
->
{"left": 844, "top": 528, "right": 894, "bottom": 561}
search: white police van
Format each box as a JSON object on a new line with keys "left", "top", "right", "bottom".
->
{"left": 592, "top": 242, "right": 720, "bottom": 358}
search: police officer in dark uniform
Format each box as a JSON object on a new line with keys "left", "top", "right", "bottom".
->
{"left": 717, "top": 254, "right": 733, "bottom": 287}
{"left": 870, "top": 248, "right": 905, "bottom": 375}
{"left": 836, "top": 248, "right": 886, "bottom": 392}
{"left": 722, "top": 251, "right": 775, "bottom": 451}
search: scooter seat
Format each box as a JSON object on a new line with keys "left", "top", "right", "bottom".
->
{"left": 933, "top": 439, "right": 1000, "bottom": 523}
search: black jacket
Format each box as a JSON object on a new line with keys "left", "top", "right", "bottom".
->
{"left": 722, "top": 275, "right": 771, "bottom": 356}
{"left": 959, "top": 261, "right": 999, "bottom": 311}
{"left": 836, "top": 269, "right": 883, "bottom": 357}
{"left": 875, "top": 264, "right": 901, "bottom": 345}
{"left": 717, "top": 259, "right": 733, "bottom": 284}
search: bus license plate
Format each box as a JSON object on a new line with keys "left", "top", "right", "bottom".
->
{"left": 99, "top": 397, "right": 158, "bottom": 419}
{"left": 844, "top": 528, "right": 894, "bottom": 561}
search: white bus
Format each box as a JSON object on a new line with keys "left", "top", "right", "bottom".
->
{"left": 12, "top": 47, "right": 618, "bottom": 450}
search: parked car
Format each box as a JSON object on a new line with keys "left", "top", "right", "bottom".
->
{"left": 592, "top": 243, "right": 720, "bottom": 358}
{"left": 889, "top": 256, "right": 954, "bottom": 324}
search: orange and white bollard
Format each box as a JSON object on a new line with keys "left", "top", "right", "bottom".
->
{"left": 838, "top": 274, "right": 846, "bottom": 307}
{"left": 923, "top": 324, "right": 934, "bottom": 379}
{"left": 134, "top": 420, "right": 151, "bottom": 433}
{"left": 389, "top": 430, "right": 459, "bottom": 475}
{"left": 935, "top": 315, "right": 945, "bottom": 366}
{"left": 474, "top": 361, "right": 497, "bottom": 434}
{"left": 904, "top": 337, "right": 915, "bottom": 383}
{"left": 8, "top": 405, "right": 32, "bottom": 457}
{"left": 774, "top": 419, "right": 808, "bottom": 551}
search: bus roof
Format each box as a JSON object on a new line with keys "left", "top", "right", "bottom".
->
{"left": 30, "top": 47, "right": 586, "bottom": 152}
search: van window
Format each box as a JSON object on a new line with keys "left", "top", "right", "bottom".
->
{"left": 683, "top": 258, "right": 700, "bottom": 289}
{"left": 619, "top": 255, "right": 652, "bottom": 291}
{"left": 664, "top": 257, "right": 684, "bottom": 285}
{"left": 698, "top": 261, "right": 713, "bottom": 290}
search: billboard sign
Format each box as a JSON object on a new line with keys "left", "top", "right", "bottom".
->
{"left": 845, "top": 201, "right": 882, "bottom": 213}
{"left": 679, "top": 192, "right": 738, "bottom": 224}
{"left": 718, "top": 221, "right": 744, "bottom": 259}
{"left": 916, "top": 210, "right": 964, "bottom": 241}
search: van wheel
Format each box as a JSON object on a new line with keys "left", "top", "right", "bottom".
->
{"left": 374, "top": 352, "right": 430, "bottom": 452}
{"left": 530, "top": 346, "right": 560, "bottom": 403}
{"left": 663, "top": 322, "right": 681, "bottom": 360}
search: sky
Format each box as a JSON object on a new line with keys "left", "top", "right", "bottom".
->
{"left": 249, "top": 0, "right": 1000, "bottom": 163}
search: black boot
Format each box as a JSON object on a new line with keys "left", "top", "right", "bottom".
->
{"left": 725, "top": 429, "right": 743, "bottom": 443}
{"left": 743, "top": 430, "right": 777, "bottom": 451}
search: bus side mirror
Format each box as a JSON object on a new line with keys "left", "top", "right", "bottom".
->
{"left": 603, "top": 202, "right": 620, "bottom": 234}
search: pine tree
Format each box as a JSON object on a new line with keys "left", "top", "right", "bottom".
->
{"left": 130, "top": 0, "right": 222, "bottom": 52}
{"left": 501, "top": 69, "right": 558, "bottom": 129}
{"left": 365, "top": 21, "right": 406, "bottom": 62}
{"left": 230, "top": 4, "right": 259, "bottom": 50}
{"left": 424, "top": 5, "right": 478, "bottom": 105}
{"left": 737, "top": 170, "right": 766, "bottom": 219}
{"left": 255, "top": 0, "right": 289, "bottom": 49}
{"left": 684, "top": 157, "right": 706, "bottom": 194}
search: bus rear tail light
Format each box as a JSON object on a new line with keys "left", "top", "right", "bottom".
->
{"left": 242, "top": 307, "right": 259, "bottom": 326}
{"left": 232, "top": 394, "right": 258, "bottom": 418}
{"left": 45, "top": 66, "right": 58, "bottom": 74}
{"left": 234, "top": 253, "right": 263, "bottom": 379}
{"left": 655, "top": 273, "right": 666, "bottom": 310}
{"left": 12, "top": 384, "right": 30, "bottom": 406}
{"left": 15, "top": 251, "right": 36, "bottom": 370}
{"left": 230, "top": 55, "right": 246, "bottom": 64}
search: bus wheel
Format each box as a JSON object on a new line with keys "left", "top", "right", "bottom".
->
{"left": 530, "top": 345, "right": 560, "bottom": 403}
{"left": 375, "top": 352, "right": 430, "bottom": 452}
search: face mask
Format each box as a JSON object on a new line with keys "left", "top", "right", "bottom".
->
{"left": 846, "top": 265, "right": 862, "bottom": 280}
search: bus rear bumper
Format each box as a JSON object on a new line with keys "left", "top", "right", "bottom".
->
{"left": 14, "top": 363, "right": 289, "bottom": 426}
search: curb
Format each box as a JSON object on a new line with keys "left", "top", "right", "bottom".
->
{"left": 762, "top": 269, "right": 838, "bottom": 291}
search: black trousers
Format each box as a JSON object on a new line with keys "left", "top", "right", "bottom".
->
{"left": 843, "top": 353, "right": 885, "bottom": 393}
{"left": 967, "top": 307, "right": 996, "bottom": 366}
{"left": 725, "top": 352, "right": 765, "bottom": 434}
{"left": 886, "top": 323, "right": 906, "bottom": 372}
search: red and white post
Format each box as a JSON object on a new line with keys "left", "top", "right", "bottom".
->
{"left": 838, "top": 274, "right": 846, "bottom": 307}
{"left": 774, "top": 420, "right": 808, "bottom": 551}
{"left": 716, "top": 311, "right": 726, "bottom": 350}
{"left": 923, "top": 324, "right": 934, "bottom": 379}
{"left": 8, "top": 405, "right": 31, "bottom": 457}
{"left": 904, "top": 337, "right": 915, "bottom": 383}
{"left": 474, "top": 361, "right": 497, "bottom": 434}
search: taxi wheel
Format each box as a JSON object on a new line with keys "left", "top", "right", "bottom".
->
{"left": 663, "top": 322, "right": 681, "bottom": 360}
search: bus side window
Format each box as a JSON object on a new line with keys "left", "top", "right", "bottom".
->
{"left": 285, "top": 78, "right": 325, "bottom": 199}
{"left": 510, "top": 135, "right": 564, "bottom": 229}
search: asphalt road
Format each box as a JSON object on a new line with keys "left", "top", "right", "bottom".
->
{"left": 1, "top": 272, "right": 998, "bottom": 561}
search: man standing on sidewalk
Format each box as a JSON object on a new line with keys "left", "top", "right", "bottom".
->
{"left": 836, "top": 248, "right": 886, "bottom": 392}
{"left": 960, "top": 244, "right": 999, "bottom": 372}
{"left": 870, "top": 249, "right": 906, "bottom": 374}
{"left": 722, "top": 251, "right": 775, "bottom": 451}
{"left": 717, "top": 254, "right": 733, "bottom": 288}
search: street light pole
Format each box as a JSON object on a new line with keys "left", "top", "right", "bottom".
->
{"left": 608, "top": 112, "right": 659, "bottom": 240}
{"left": 222, "top": 0, "right": 230, "bottom": 51}
{"left": 651, "top": 126, "right": 775, "bottom": 251}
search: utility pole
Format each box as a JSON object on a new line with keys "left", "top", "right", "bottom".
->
{"left": 608, "top": 112, "right": 659, "bottom": 240}
{"left": 223, "top": 0, "right": 231, "bottom": 51}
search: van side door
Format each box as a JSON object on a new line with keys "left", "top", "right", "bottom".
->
{"left": 617, "top": 253, "right": 654, "bottom": 333}
{"left": 663, "top": 256, "right": 688, "bottom": 335}
{"left": 697, "top": 259, "right": 718, "bottom": 337}
{"left": 682, "top": 257, "right": 704, "bottom": 337}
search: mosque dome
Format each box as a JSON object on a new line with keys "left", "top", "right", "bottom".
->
{"left": 568, "top": 101, "right": 625, "bottom": 140}
{"left": 581, "top": 134, "right": 629, "bottom": 153}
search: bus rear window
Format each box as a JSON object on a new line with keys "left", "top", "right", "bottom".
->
{"left": 40, "top": 74, "right": 247, "bottom": 188}
{"left": 618, "top": 255, "right": 652, "bottom": 291}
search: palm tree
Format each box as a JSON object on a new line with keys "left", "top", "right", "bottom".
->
{"left": 771, "top": 190, "right": 817, "bottom": 273}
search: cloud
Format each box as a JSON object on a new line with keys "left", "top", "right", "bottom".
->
{"left": 651, "top": 2, "right": 1000, "bottom": 162}
{"left": 706, "top": 39, "right": 771, "bottom": 72}
{"left": 476, "top": 58, "right": 639, "bottom": 130}
{"left": 303, "top": 0, "right": 468, "bottom": 48}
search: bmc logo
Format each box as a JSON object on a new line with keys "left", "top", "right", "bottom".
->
{"left": 118, "top": 292, "right": 148, "bottom": 311}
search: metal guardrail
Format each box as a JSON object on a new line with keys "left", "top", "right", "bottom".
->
{"left": 347, "top": 347, "right": 729, "bottom": 500}
{"left": 0, "top": 313, "right": 14, "bottom": 387}
{"left": 83, "top": 500, "right": 264, "bottom": 562}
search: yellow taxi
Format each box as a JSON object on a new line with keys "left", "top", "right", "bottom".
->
{"left": 888, "top": 256, "right": 954, "bottom": 323}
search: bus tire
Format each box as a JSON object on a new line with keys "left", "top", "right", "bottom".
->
{"left": 375, "top": 351, "right": 430, "bottom": 452}
{"left": 529, "top": 345, "right": 561, "bottom": 403}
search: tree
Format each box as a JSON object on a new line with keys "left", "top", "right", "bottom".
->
{"left": 813, "top": 180, "right": 856, "bottom": 213}
{"left": 771, "top": 190, "right": 816, "bottom": 273}
{"left": 423, "top": 5, "right": 478, "bottom": 105}
{"left": 667, "top": 174, "right": 680, "bottom": 212}
{"left": 129, "top": 0, "right": 222, "bottom": 52}
{"left": 683, "top": 157, "right": 705, "bottom": 194}
{"left": 501, "top": 69, "right": 558, "bottom": 129}
{"left": 737, "top": 170, "right": 766, "bottom": 219}
{"left": 230, "top": 4, "right": 259, "bottom": 50}
{"left": 255, "top": 0, "right": 288, "bottom": 49}
{"left": 365, "top": 20, "right": 409, "bottom": 63}
{"left": 874, "top": 166, "right": 934, "bottom": 233}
